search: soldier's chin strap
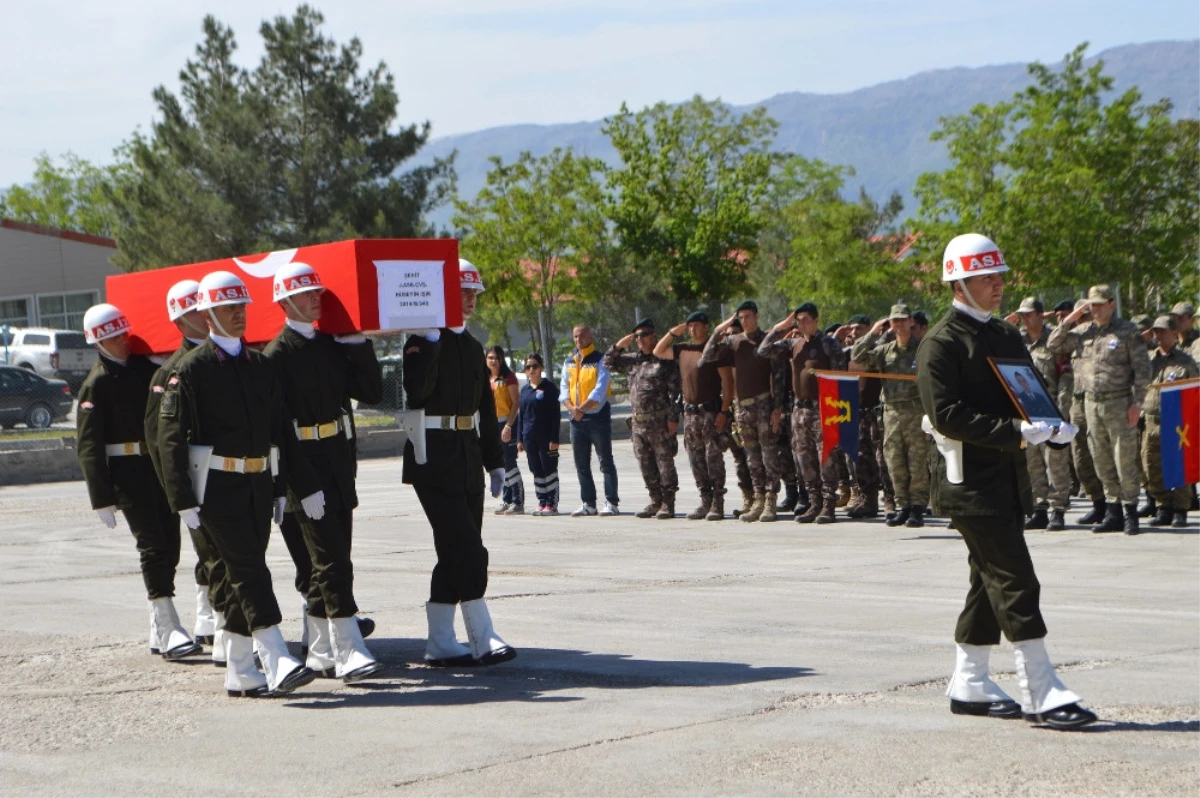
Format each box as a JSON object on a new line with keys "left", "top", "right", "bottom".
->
{"left": 182, "top": 315, "right": 208, "bottom": 338}
{"left": 956, "top": 278, "right": 993, "bottom": 318}
{"left": 96, "top": 340, "right": 126, "bottom": 365}
{"left": 207, "top": 308, "right": 236, "bottom": 339}
{"left": 284, "top": 296, "right": 313, "bottom": 323}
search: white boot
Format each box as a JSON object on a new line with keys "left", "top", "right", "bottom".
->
{"left": 460, "top": 598, "right": 517, "bottom": 665}
{"left": 946, "top": 643, "right": 1020, "bottom": 718}
{"left": 224, "top": 632, "right": 267, "bottom": 697}
{"left": 251, "top": 625, "right": 314, "bottom": 696}
{"left": 150, "top": 597, "right": 200, "bottom": 660}
{"left": 305, "top": 614, "right": 336, "bottom": 677}
{"left": 193, "top": 584, "right": 216, "bottom": 642}
{"left": 425, "top": 602, "right": 473, "bottom": 666}
{"left": 330, "top": 616, "right": 385, "bottom": 683}
{"left": 1012, "top": 637, "right": 1081, "bottom": 715}
{"left": 211, "top": 610, "right": 227, "bottom": 667}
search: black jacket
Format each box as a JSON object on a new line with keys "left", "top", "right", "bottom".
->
{"left": 145, "top": 337, "right": 199, "bottom": 489}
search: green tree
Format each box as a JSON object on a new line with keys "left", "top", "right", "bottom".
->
{"left": 603, "top": 95, "right": 780, "bottom": 301}
{"left": 112, "top": 5, "right": 454, "bottom": 271}
{"left": 453, "top": 148, "right": 607, "bottom": 358}
{"left": 0, "top": 152, "right": 127, "bottom": 237}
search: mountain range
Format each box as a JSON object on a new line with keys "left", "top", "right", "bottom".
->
{"left": 418, "top": 40, "right": 1199, "bottom": 227}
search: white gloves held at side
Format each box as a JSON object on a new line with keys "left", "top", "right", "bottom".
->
{"left": 489, "top": 468, "right": 505, "bottom": 498}
{"left": 273, "top": 497, "right": 288, "bottom": 525}
{"left": 301, "top": 491, "right": 325, "bottom": 521}
{"left": 96, "top": 506, "right": 117, "bottom": 529}
{"left": 180, "top": 507, "right": 202, "bottom": 530}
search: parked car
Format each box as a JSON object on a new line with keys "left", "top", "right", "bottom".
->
{"left": 0, "top": 365, "right": 75, "bottom": 429}
{"left": 1, "top": 328, "right": 97, "bottom": 390}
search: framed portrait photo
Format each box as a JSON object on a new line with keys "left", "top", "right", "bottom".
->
{"left": 987, "top": 357, "right": 1064, "bottom": 425}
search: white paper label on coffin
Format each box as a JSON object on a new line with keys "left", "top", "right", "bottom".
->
{"left": 374, "top": 260, "right": 447, "bottom": 331}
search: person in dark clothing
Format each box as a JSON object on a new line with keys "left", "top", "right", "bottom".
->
{"left": 263, "top": 262, "right": 384, "bottom": 683}
{"left": 77, "top": 303, "right": 201, "bottom": 661}
{"left": 158, "top": 270, "right": 316, "bottom": 698}
{"left": 488, "top": 345, "right": 526, "bottom": 515}
{"left": 515, "top": 353, "right": 562, "bottom": 515}
{"left": 402, "top": 259, "right": 516, "bottom": 667}
{"left": 919, "top": 233, "right": 1095, "bottom": 730}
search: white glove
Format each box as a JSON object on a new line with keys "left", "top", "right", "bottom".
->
{"left": 273, "top": 497, "right": 288, "bottom": 525}
{"left": 419, "top": 329, "right": 441, "bottom": 342}
{"left": 489, "top": 468, "right": 505, "bottom": 498}
{"left": 1049, "top": 421, "right": 1078, "bottom": 444}
{"left": 180, "top": 507, "right": 202, "bottom": 530}
{"left": 301, "top": 490, "right": 326, "bottom": 521}
{"left": 96, "top": 506, "right": 117, "bottom": 529}
{"left": 1020, "top": 420, "right": 1053, "bottom": 446}
{"left": 334, "top": 333, "right": 367, "bottom": 344}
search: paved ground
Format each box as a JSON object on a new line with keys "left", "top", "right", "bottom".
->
{"left": 1, "top": 441, "right": 1197, "bottom": 796}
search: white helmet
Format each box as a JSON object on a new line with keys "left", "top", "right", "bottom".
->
{"left": 459, "top": 258, "right": 485, "bottom": 293}
{"left": 942, "top": 233, "right": 1010, "bottom": 282}
{"left": 166, "top": 279, "right": 201, "bottom": 321}
{"left": 83, "top": 303, "right": 131, "bottom": 345}
{"left": 196, "top": 271, "right": 253, "bottom": 311}
{"left": 273, "top": 262, "right": 324, "bottom": 302}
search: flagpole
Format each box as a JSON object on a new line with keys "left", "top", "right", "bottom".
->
{"left": 809, "top": 368, "right": 917, "bottom": 382}
{"left": 1147, "top": 377, "right": 1200, "bottom": 390}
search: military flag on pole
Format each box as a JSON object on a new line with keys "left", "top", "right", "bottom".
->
{"left": 1160, "top": 381, "right": 1199, "bottom": 489}
{"left": 817, "top": 374, "right": 860, "bottom": 464}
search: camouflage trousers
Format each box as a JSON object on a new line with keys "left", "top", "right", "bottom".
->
{"left": 632, "top": 417, "right": 679, "bottom": 501}
{"left": 1069, "top": 395, "right": 1104, "bottom": 499}
{"left": 882, "top": 402, "right": 930, "bottom": 508}
{"left": 792, "top": 405, "right": 839, "bottom": 507}
{"left": 1085, "top": 395, "right": 1141, "bottom": 504}
{"left": 728, "top": 442, "right": 753, "bottom": 493}
{"left": 733, "top": 394, "right": 784, "bottom": 493}
{"left": 683, "top": 409, "right": 730, "bottom": 498}
{"left": 776, "top": 411, "right": 798, "bottom": 492}
{"left": 857, "top": 407, "right": 894, "bottom": 504}
{"left": 1143, "top": 415, "right": 1192, "bottom": 509}
{"left": 1025, "top": 441, "right": 1072, "bottom": 511}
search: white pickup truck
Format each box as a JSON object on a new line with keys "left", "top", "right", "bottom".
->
{"left": 1, "top": 327, "right": 97, "bottom": 390}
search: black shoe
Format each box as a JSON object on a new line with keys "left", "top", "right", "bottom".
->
{"left": 1024, "top": 702, "right": 1098, "bottom": 729}
{"left": 226, "top": 685, "right": 268, "bottom": 698}
{"left": 1046, "top": 509, "right": 1066, "bottom": 531}
{"left": 1172, "top": 511, "right": 1189, "bottom": 528}
{"left": 886, "top": 507, "right": 910, "bottom": 527}
{"left": 342, "top": 661, "right": 387, "bottom": 683}
{"left": 1092, "top": 503, "right": 1124, "bottom": 533}
{"left": 950, "top": 698, "right": 1022, "bottom": 719}
{"left": 1123, "top": 503, "right": 1140, "bottom": 536}
{"left": 1078, "top": 499, "right": 1107, "bottom": 526}
{"left": 1024, "top": 507, "right": 1049, "bottom": 530}
{"left": 776, "top": 485, "right": 799, "bottom": 513}
{"left": 1137, "top": 496, "right": 1157, "bottom": 518}
{"left": 163, "top": 640, "right": 203, "bottom": 661}
{"left": 425, "top": 653, "right": 476, "bottom": 668}
{"left": 357, "top": 616, "right": 375, "bottom": 639}
{"left": 1149, "top": 506, "right": 1174, "bottom": 527}
{"left": 904, "top": 505, "right": 925, "bottom": 528}
{"left": 266, "top": 665, "right": 317, "bottom": 697}
{"left": 474, "top": 646, "right": 518, "bottom": 666}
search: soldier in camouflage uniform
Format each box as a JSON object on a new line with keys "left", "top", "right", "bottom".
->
{"left": 1048, "top": 285, "right": 1152, "bottom": 534}
{"left": 654, "top": 311, "right": 739, "bottom": 520}
{"left": 771, "top": 353, "right": 805, "bottom": 516}
{"left": 852, "top": 303, "right": 928, "bottom": 527}
{"left": 844, "top": 314, "right": 892, "bottom": 519}
{"left": 1049, "top": 299, "right": 1107, "bottom": 525}
{"left": 1012, "top": 297, "right": 1073, "bottom": 531}
{"left": 757, "top": 302, "right": 849, "bottom": 524}
{"left": 1142, "top": 316, "right": 1198, "bottom": 529}
{"left": 606, "top": 319, "right": 683, "bottom": 519}
{"left": 1171, "top": 302, "right": 1198, "bottom": 351}
{"left": 701, "top": 301, "right": 783, "bottom": 522}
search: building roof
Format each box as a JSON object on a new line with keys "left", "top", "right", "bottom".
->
{"left": 0, "top": 218, "right": 117, "bottom": 249}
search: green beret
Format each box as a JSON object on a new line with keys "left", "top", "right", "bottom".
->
{"left": 735, "top": 300, "right": 758, "bottom": 314}
{"left": 847, "top": 314, "right": 870, "bottom": 325}
{"left": 632, "top": 318, "right": 654, "bottom": 333}
{"left": 793, "top": 301, "right": 819, "bottom": 318}
{"left": 912, "top": 311, "right": 929, "bottom": 325}
{"left": 685, "top": 311, "right": 709, "bottom": 324}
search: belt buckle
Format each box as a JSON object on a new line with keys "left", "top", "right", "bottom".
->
{"left": 299, "top": 426, "right": 317, "bottom": 441}
{"left": 245, "top": 458, "right": 266, "bottom": 474}
{"left": 123, "top": 442, "right": 137, "bottom": 455}
{"left": 222, "top": 456, "right": 238, "bottom": 472}
{"left": 318, "top": 421, "right": 338, "bottom": 438}
{"left": 456, "top": 416, "right": 474, "bottom": 431}
{"left": 440, "top": 416, "right": 453, "bottom": 430}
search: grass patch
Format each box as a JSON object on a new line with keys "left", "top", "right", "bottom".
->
{"left": 0, "top": 429, "right": 74, "bottom": 442}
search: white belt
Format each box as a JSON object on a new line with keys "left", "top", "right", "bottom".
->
{"left": 424, "top": 412, "right": 480, "bottom": 432}
{"left": 294, "top": 415, "right": 350, "bottom": 441}
{"left": 209, "top": 455, "right": 270, "bottom": 474}
{"left": 105, "top": 442, "right": 146, "bottom": 456}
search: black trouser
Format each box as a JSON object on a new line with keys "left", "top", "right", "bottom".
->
{"left": 414, "top": 484, "right": 488, "bottom": 604}
{"left": 280, "top": 512, "right": 313, "bottom": 598}
{"left": 186, "top": 525, "right": 214, "bottom": 587}
{"left": 524, "top": 437, "right": 560, "bottom": 509}
{"left": 116, "top": 474, "right": 181, "bottom": 600}
{"left": 952, "top": 511, "right": 1047, "bottom": 645}
{"left": 200, "top": 472, "right": 282, "bottom": 636}
{"left": 287, "top": 488, "right": 358, "bottom": 619}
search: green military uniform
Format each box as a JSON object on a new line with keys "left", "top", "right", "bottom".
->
{"left": 78, "top": 354, "right": 181, "bottom": 601}
{"left": 264, "top": 324, "right": 382, "bottom": 620}
{"left": 1020, "top": 324, "right": 1072, "bottom": 517}
{"left": 1143, "top": 319, "right": 1199, "bottom": 524}
{"left": 852, "top": 304, "right": 928, "bottom": 523}
{"left": 1047, "top": 301, "right": 1106, "bottom": 520}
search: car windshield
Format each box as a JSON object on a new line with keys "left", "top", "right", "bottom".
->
{"left": 56, "top": 333, "right": 88, "bottom": 348}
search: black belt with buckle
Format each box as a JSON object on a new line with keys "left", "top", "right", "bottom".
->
{"left": 683, "top": 398, "right": 721, "bottom": 414}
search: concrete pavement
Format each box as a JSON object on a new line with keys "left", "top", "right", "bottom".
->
{"left": 0, "top": 440, "right": 1196, "bottom": 796}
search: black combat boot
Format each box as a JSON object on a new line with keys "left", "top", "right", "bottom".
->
{"left": 1136, "top": 495, "right": 1156, "bottom": 518}
{"left": 1149, "top": 505, "right": 1174, "bottom": 527}
{"left": 904, "top": 505, "right": 925, "bottom": 528}
{"left": 776, "top": 483, "right": 799, "bottom": 513}
{"left": 1046, "top": 509, "right": 1066, "bottom": 531}
{"left": 1172, "top": 511, "right": 1189, "bottom": 528}
{"left": 1092, "top": 502, "right": 1124, "bottom": 533}
{"left": 1024, "top": 507, "right": 1049, "bottom": 530}
{"left": 1077, "top": 498, "right": 1107, "bottom": 526}
{"left": 793, "top": 484, "right": 810, "bottom": 517}
{"left": 886, "top": 506, "right": 911, "bottom": 527}
{"left": 1123, "top": 503, "right": 1140, "bottom": 536}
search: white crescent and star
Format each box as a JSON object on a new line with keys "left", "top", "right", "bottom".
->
{"left": 231, "top": 248, "right": 299, "bottom": 279}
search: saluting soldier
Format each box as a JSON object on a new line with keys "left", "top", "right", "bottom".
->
{"left": 852, "top": 303, "right": 929, "bottom": 528}
{"left": 844, "top": 314, "right": 891, "bottom": 519}
{"left": 1142, "top": 316, "right": 1198, "bottom": 529}
{"left": 605, "top": 319, "right": 683, "bottom": 519}
{"left": 653, "top": 311, "right": 739, "bottom": 520}
{"left": 144, "top": 280, "right": 221, "bottom": 655}
{"left": 1048, "top": 285, "right": 1152, "bottom": 534}
{"left": 701, "top": 301, "right": 783, "bottom": 522}
{"left": 77, "top": 303, "right": 201, "bottom": 661}
{"left": 1171, "top": 302, "right": 1197, "bottom": 350}
{"left": 158, "top": 271, "right": 316, "bottom": 697}
{"left": 919, "top": 232, "right": 1095, "bottom": 730}
{"left": 263, "top": 263, "right": 384, "bottom": 682}
{"left": 403, "top": 259, "right": 515, "bottom": 667}
{"left": 756, "top": 302, "right": 849, "bottom": 524}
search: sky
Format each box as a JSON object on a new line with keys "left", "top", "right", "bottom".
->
{"left": 0, "top": 0, "right": 1196, "bottom": 187}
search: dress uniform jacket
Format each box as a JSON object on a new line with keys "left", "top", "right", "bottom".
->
{"left": 145, "top": 338, "right": 198, "bottom": 486}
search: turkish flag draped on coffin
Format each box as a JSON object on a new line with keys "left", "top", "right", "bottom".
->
{"left": 105, "top": 239, "right": 462, "bottom": 354}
